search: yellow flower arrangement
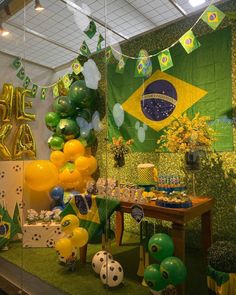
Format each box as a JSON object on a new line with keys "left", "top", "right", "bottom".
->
{"left": 157, "top": 113, "right": 216, "bottom": 153}
{"left": 110, "top": 136, "right": 134, "bottom": 158}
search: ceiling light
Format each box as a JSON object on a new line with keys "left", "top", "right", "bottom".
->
{"left": 35, "top": 0, "right": 44, "bottom": 11}
{"left": 0, "top": 24, "right": 9, "bottom": 37}
{"left": 189, "top": 0, "right": 206, "bottom": 7}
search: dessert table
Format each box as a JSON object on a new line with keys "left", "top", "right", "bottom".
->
{"left": 115, "top": 197, "right": 214, "bottom": 295}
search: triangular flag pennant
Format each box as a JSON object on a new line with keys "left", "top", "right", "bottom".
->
{"left": 84, "top": 20, "right": 97, "bottom": 39}
{"left": 23, "top": 76, "right": 31, "bottom": 88}
{"left": 16, "top": 67, "right": 25, "bottom": 80}
{"left": 105, "top": 46, "right": 113, "bottom": 62}
{"left": 201, "top": 5, "right": 225, "bottom": 30}
{"left": 179, "top": 30, "right": 200, "bottom": 54}
{"left": 134, "top": 49, "right": 152, "bottom": 78}
{"left": 40, "top": 88, "right": 47, "bottom": 100}
{"left": 63, "top": 74, "right": 72, "bottom": 89}
{"left": 31, "top": 84, "right": 38, "bottom": 98}
{"left": 97, "top": 33, "right": 104, "bottom": 52}
{"left": 116, "top": 57, "right": 127, "bottom": 74}
{"left": 80, "top": 41, "right": 91, "bottom": 57}
{"left": 158, "top": 49, "right": 173, "bottom": 71}
{"left": 53, "top": 84, "right": 59, "bottom": 98}
{"left": 12, "top": 57, "right": 21, "bottom": 70}
{"left": 72, "top": 59, "right": 83, "bottom": 75}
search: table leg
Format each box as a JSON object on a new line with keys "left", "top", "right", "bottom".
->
{"left": 172, "top": 222, "right": 185, "bottom": 295}
{"left": 80, "top": 243, "right": 87, "bottom": 264}
{"left": 201, "top": 210, "right": 212, "bottom": 261}
{"left": 115, "top": 211, "right": 124, "bottom": 246}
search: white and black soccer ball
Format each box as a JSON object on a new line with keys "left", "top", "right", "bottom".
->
{"left": 100, "top": 260, "right": 124, "bottom": 287}
{"left": 92, "top": 251, "right": 113, "bottom": 274}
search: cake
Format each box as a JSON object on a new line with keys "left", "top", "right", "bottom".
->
{"left": 137, "top": 163, "right": 157, "bottom": 185}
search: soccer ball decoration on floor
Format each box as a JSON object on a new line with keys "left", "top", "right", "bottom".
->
{"left": 91, "top": 251, "right": 124, "bottom": 287}
{"left": 100, "top": 260, "right": 124, "bottom": 287}
{"left": 92, "top": 250, "right": 113, "bottom": 274}
{"left": 144, "top": 233, "right": 186, "bottom": 293}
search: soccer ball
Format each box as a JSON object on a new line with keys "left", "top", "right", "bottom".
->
{"left": 91, "top": 251, "right": 113, "bottom": 274}
{"left": 100, "top": 260, "right": 124, "bottom": 287}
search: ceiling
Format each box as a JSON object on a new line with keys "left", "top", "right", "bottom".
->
{"left": 0, "top": 0, "right": 228, "bottom": 70}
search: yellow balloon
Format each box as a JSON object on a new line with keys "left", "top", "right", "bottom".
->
{"left": 15, "top": 88, "right": 36, "bottom": 121}
{"left": 13, "top": 123, "right": 36, "bottom": 159}
{"left": 0, "top": 123, "right": 12, "bottom": 160}
{"left": 55, "top": 237, "right": 73, "bottom": 259}
{"left": 87, "top": 156, "right": 98, "bottom": 175}
{"left": 63, "top": 139, "right": 85, "bottom": 161}
{"left": 0, "top": 83, "right": 14, "bottom": 123}
{"left": 59, "top": 166, "right": 82, "bottom": 184}
{"left": 75, "top": 156, "right": 89, "bottom": 173}
{"left": 50, "top": 150, "right": 66, "bottom": 168}
{"left": 71, "top": 227, "right": 88, "bottom": 248}
{"left": 61, "top": 214, "right": 80, "bottom": 235}
{"left": 24, "top": 160, "right": 59, "bottom": 191}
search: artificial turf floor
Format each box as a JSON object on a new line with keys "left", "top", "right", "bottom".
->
{"left": 0, "top": 233, "right": 208, "bottom": 295}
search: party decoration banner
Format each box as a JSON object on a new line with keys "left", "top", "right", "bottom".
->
{"left": 84, "top": 20, "right": 96, "bottom": 39}
{"left": 80, "top": 41, "right": 91, "bottom": 57}
{"left": 158, "top": 49, "right": 173, "bottom": 72}
{"left": 179, "top": 30, "right": 200, "bottom": 54}
{"left": 201, "top": 5, "right": 225, "bottom": 30}
{"left": 116, "top": 57, "right": 127, "bottom": 74}
{"left": 72, "top": 59, "right": 82, "bottom": 75}
{"left": 97, "top": 33, "right": 104, "bottom": 52}
{"left": 12, "top": 57, "right": 21, "bottom": 70}
{"left": 108, "top": 28, "right": 233, "bottom": 152}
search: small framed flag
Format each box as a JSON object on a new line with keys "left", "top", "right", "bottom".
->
{"left": 40, "top": 88, "right": 47, "bottom": 100}
{"left": 84, "top": 20, "right": 97, "bottom": 39}
{"left": 23, "top": 76, "right": 31, "bottom": 88}
{"left": 80, "top": 41, "right": 91, "bottom": 57}
{"left": 31, "top": 84, "right": 38, "bottom": 98}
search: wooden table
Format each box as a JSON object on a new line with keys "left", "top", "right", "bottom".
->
{"left": 115, "top": 197, "right": 214, "bottom": 295}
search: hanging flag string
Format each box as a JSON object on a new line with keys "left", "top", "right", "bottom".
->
{"left": 109, "top": 0, "right": 217, "bottom": 60}
{"left": 10, "top": 0, "right": 228, "bottom": 93}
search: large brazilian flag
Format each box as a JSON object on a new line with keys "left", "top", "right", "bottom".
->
{"left": 108, "top": 27, "right": 233, "bottom": 152}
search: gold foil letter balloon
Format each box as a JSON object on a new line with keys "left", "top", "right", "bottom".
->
{"left": 13, "top": 124, "right": 36, "bottom": 159}
{"left": 0, "top": 123, "right": 12, "bottom": 160}
{"left": 15, "top": 88, "right": 36, "bottom": 121}
{"left": 0, "top": 84, "right": 14, "bottom": 123}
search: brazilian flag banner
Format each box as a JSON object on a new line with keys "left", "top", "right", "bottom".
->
{"left": 61, "top": 195, "right": 120, "bottom": 241}
{"left": 108, "top": 28, "right": 233, "bottom": 152}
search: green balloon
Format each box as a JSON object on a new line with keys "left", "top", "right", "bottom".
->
{"left": 69, "top": 80, "right": 96, "bottom": 109}
{"left": 144, "top": 264, "right": 167, "bottom": 291}
{"left": 53, "top": 96, "right": 75, "bottom": 118}
{"left": 56, "top": 119, "right": 80, "bottom": 140}
{"left": 77, "top": 108, "right": 92, "bottom": 122}
{"left": 48, "top": 136, "right": 65, "bottom": 151}
{"left": 160, "top": 256, "right": 187, "bottom": 285}
{"left": 45, "top": 112, "right": 61, "bottom": 130}
{"left": 148, "top": 233, "right": 174, "bottom": 262}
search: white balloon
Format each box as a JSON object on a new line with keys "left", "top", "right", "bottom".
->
{"left": 113, "top": 103, "right": 124, "bottom": 129}
{"left": 92, "top": 111, "right": 103, "bottom": 131}
{"left": 82, "top": 59, "right": 101, "bottom": 90}
{"left": 100, "top": 259, "right": 124, "bottom": 287}
{"left": 67, "top": 0, "right": 91, "bottom": 31}
{"left": 92, "top": 250, "right": 113, "bottom": 274}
